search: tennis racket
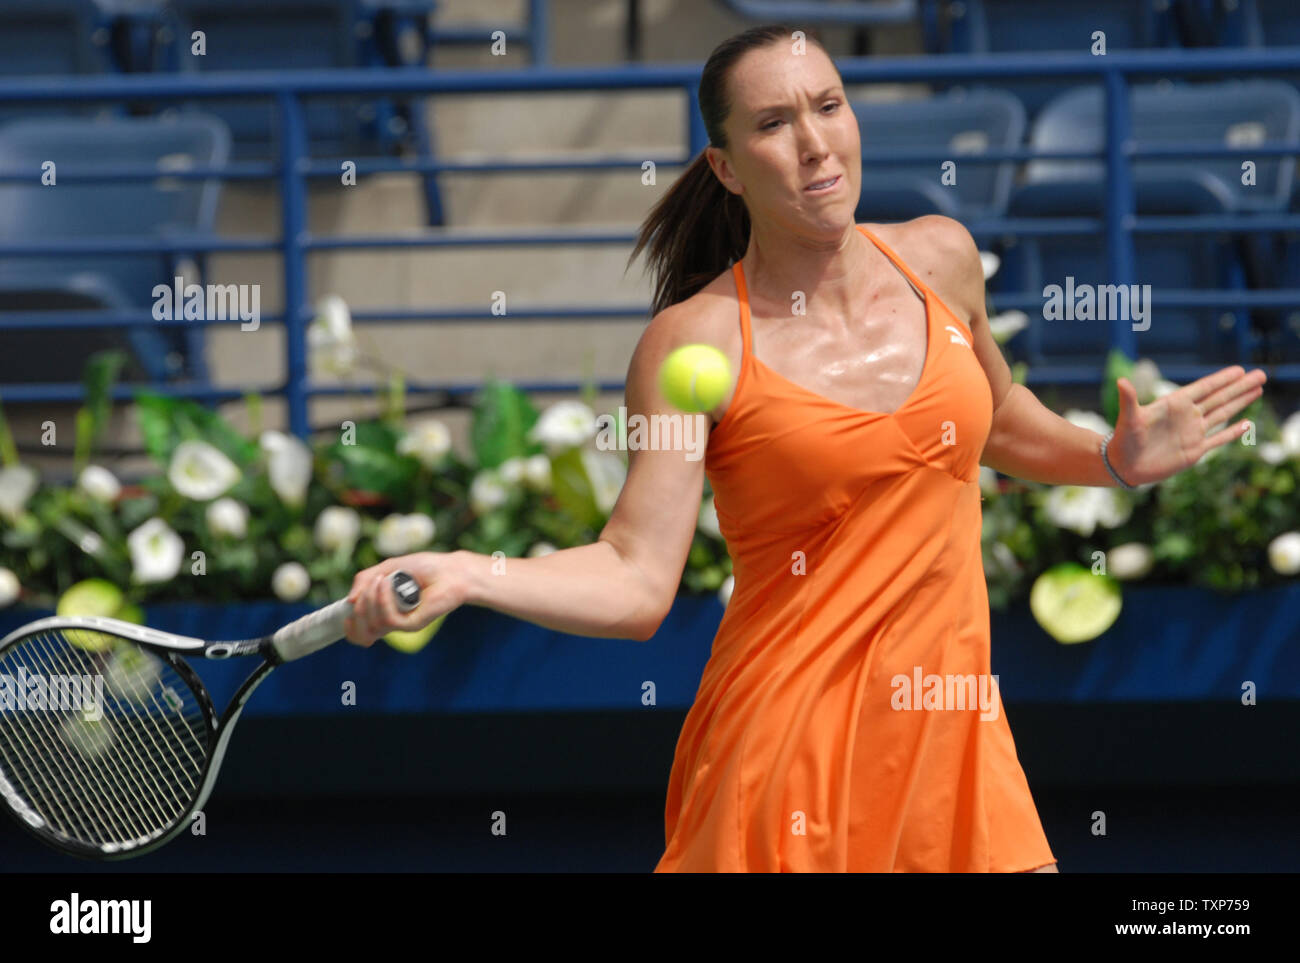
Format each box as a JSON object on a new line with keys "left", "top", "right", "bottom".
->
{"left": 0, "top": 569, "right": 420, "bottom": 860}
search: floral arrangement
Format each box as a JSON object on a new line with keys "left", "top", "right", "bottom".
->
{"left": 0, "top": 349, "right": 732, "bottom": 619}
{"left": 0, "top": 284, "right": 1295, "bottom": 648}
{"left": 979, "top": 252, "right": 1300, "bottom": 640}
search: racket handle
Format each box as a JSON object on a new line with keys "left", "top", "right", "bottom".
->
{"left": 271, "top": 570, "right": 421, "bottom": 662}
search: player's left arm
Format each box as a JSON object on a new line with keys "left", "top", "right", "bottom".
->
{"left": 905, "top": 215, "right": 1118, "bottom": 487}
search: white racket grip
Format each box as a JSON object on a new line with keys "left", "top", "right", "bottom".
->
{"left": 271, "top": 598, "right": 352, "bottom": 662}
{"left": 271, "top": 570, "right": 421, "bottom": 662}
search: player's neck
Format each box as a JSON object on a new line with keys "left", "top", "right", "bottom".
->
{"left": 739, "top": 223, "right": 870, "bottom": 320}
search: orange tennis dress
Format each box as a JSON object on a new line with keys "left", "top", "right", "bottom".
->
{"left": 655, "top": 225, "right": 1056, "bottom": 872}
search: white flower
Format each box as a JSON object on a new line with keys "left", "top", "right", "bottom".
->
{"left": 718, "top": 573, "right": 735, "bottom": 608}
{"left": 315, "top": 506, "right": 361, "bottom": 553}
{"left": 0, "top": 567, "right": 19, "bottom": 608}
{"left": 697, "top": 496, "right": 722, "bottom": 539}
{"left": 1130, "top": 359, "right": 1162, "bottom": 403}
{"left": 580, "top": 450, "right": 627, "bottom": 515}
{"left": 987, "top": 310, "right": 1028, "bottom": 345}
{"left": 978, "top": 465, "right": 999, "bottom": 496}
{"left": 127, "top": 518, "right": 184, "bottom": 584}
{"left": 984, "top": 541, "right": 1021, "bottom": 578}
{"left": 1063, "top": 409, "right": 1113, "bottom": 438}
{"left": 528, "top": 400, "right": 598, "bottom": 455}
{"left": 0, "top": 464, "right": 39, "bottom": 521}
{"left": 307, "top": 294, "right": 357, "bottom": 377}
{"left": 527, "top": 541, "right": 557, "bottom": 558}
{"left": 1259, "top": 442, "right": 1289, "bottom": 465}
{"left": 77, "top": 465, "right": 121, "bottom": 503}
{"left": 469, "top": 469, "right": 510, "bottom": 516}
{"left": 1268, "top": 532, "right": 1300, "bottom": 576}
{"left": 1043, "top": 486, "right": 1130, "bottom": 538}
{"left": 397, "top": 419, "right": 452, "bottom": 469}
{"left": 259, "top": 431, "right": 313, "bottom": 508}
{"left": 374, "top": 513, "right": 435, "bottom": 557}
{"left": 979, "top": 251, "right": 1000, "bottom": 281}
{"left": 992, "top": 541, "right": 1020, "bottom": 574}
{"left": 206, "top": 497, "right": 248, "bottom": 538}
{"left": 524, "top": 454, "right": 551, "bottom": 491}
{"left": 168, "top": 440, "right": 241, "bottom": 501}
{"left": 1280, "top": 411, "right": 1300, "bottom": 457}
{"left": 1097, "top": 487, "right": 1132, "bottom": 529}
{"left": 271, "top": 561, "right": 310, "bottom": 601}
{"left": 1107, "top": 542, "right": 1154, "bottom": 580}
{"left": 498, "top": 457, "right": 528, "bottom": 486}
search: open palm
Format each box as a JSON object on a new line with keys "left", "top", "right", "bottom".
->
{"left": 1109, "top": 365, "right": 1268, "bottom": 486}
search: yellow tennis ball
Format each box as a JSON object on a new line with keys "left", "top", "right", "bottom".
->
{"left": 659, "top": 344, "right": 732, "bottom": 414}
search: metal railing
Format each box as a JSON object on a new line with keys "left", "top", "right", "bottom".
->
{"left": 2, "top": 46, "right": 1300, "bottom": 437}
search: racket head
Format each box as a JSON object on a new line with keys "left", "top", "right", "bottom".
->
{"left": 0, "top": 621, "right": 218, "bottom": 860}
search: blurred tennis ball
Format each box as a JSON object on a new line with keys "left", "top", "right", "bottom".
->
{"left": 659, "top": 344, "right": 731, "bottom": 414}
{"left": 385, "top": 613, "right": 447, "bottom": 654}
{"left": 103, "top": 645, "right": 164, "bottom": 704}
{"left": 1029, "top": 563, "right": 1122, "bottom": 644}
{"left": 57, "top": 579, "right": 136, "bottom": 652}
{"left": 61, "top": 714, "right": 115, "bottom": 759}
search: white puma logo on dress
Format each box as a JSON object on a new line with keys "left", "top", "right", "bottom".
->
{"left": 945, "top": 325, "right": 970, "bottom": 348}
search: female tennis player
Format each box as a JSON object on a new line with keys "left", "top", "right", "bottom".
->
{"left": 340, "top": 24, "right": 1267, "bottom": 872}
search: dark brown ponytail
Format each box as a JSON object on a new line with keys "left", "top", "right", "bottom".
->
{"left": 627, "top": 23, "right": 829, "bottom": 317}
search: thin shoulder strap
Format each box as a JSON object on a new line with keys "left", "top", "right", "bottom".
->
{"left": 731, "top": 260, "right": 753, "bottom": 358}
{"left": 856, "top": 224, "right": 929, "bottom": 298}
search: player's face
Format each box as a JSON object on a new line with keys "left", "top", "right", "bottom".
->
{"left": 712, "top": 43, "right": 860, "bottom": 234}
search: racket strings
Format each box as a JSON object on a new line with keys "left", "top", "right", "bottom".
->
{"left": 24, "top": 630, "right": 192, "bottom": 838}
{"left": 0, "top": 633, "right": 170, "bottom": 848}
{"left": 0, "top": 629, "right": 211, "bottom": 852}
{"left": 0, "top": 634, "right": 139, "bottom": 843}
{"left": 3, "top": 630, "right": 204, "bottom": 849}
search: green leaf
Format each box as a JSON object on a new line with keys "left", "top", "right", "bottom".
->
{"left": 325, "top": 420, "right": 415, "bottom": 498}
{"left": 244, "top": 392, "right": 263, "bottom": 438}
{"left": 1101, "top": 348, "right": 1136, "bottom": 427}
{"left": 470, "top": 378, "right": 541, "bottom": 469}
{"left": 549, "top": 447, "right": 601, "bottom": 530}
{"left": 133, "top": 391, "right": 259, "bottom": 467}
{"left": 383, "top": 372, "right": 406, "bottom": 430}
{"left": 73, "top": 408, "right": 94, "bottom": 474}
{"left": 1154, "top": 532, "right": 1196, "bottom": 563}
{"left": 82, "top": 349, "right": 127, "bottom": 445}
{"left": 0, "top": 395, "right": 17, "bottom": 467}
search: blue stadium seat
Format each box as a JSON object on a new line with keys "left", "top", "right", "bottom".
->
{"left": 164, "top": 0, "right": 367, "bottom": 161}
{"left": 1004, "top": 81, "right": 1300, "bottom": 372}
{"left": 929, "top": 0, "right": 1180, "bottom": 118}
{"left": 0, "top": 1, "right": 122, "bottom": 124}
{"left": 159, "top": 0, "right": 444, "bottom": 224}
{"left": 1002, "top": 207, "right": 1237, "bottom": 370}
{"left": 940, "top": 0, "right": 1178, "bottom": 54}
{"left": 1176, "top": 0, "right": 1300, "bottom": 48}
{"left": 0, "top": 0, "right": 115, "bottom": 77}
{"left": 850, "top": 88, "right": 1026, "bottom": 222}
{"left": 1020, "top": 82, "right": 1300, "bottom": 214}
{"left": 0, "top": 114, "right": 231, "bottom": 383}
{"left": 1238, "top": 0, "right": 1300, "bottom": 47}
{"left": 162, "top": 0, "right": 435, "bottom": 164}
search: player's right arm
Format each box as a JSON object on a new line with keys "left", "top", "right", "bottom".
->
{"left": 343, "top": 303, "right": 716, "bottom": 644}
